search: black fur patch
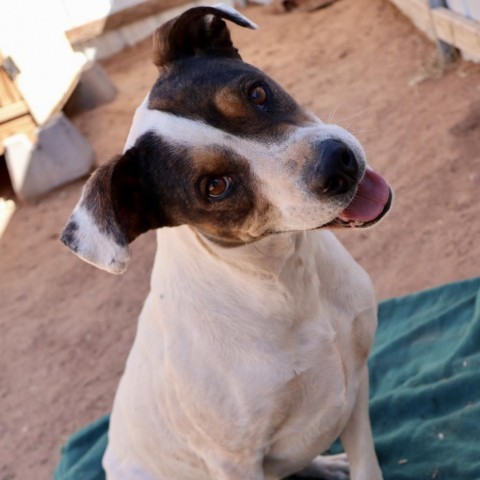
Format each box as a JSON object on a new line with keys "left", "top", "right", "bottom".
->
{"left": 153, "top": 7, "right": 251, "bottom": 68}
{"left": 60, "top": 220, "right": 79, "bottom": 252}
{"left": 118, "top": 132, "right": 269, "bottom": 245}
{"left": 82, "top": 164, "right": 129, "bottom": 247}
{"left": 149, "top": 57, "right": 313, "bottom": 140}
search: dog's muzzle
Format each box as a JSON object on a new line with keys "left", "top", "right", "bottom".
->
{"left": 302, "top": 138, "right": 392, "bottom": 229}
{"left": 306, "top": 139, "right": 360, "bottom": 197}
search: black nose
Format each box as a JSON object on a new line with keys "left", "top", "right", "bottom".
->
{"left": 308, "top": 139, "right": 359, "bottom": 196}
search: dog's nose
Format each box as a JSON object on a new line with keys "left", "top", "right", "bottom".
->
{"left": 309, "top": 139, "right": 359, "bottom": 196}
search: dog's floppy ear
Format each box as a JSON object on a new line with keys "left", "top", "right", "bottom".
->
{"left": 153, "top": 3, "right": 257, "bottom": 68}
{"left": 60, "top": 146, "right": 168, "bottom": 274}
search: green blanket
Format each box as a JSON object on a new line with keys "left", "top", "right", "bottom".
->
{"left": 54, "top": 277, "right": 480, "bottom": 480}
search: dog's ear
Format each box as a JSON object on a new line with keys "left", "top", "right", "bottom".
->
{"left": 60, "top": 146, "right": 168, "bottom": 274}
{"left": 153, "top": 3, "right": 257, "bottom": 68}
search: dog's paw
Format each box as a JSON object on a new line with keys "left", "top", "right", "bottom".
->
{"left": 294, "top": 453, "right": 349, "bottom": 479}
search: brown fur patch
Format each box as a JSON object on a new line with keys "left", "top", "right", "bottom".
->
{"left": 185, "top": 146, "right": 277, "bottom": 246}
{"left": 214, "top": 88, "right": 251, "bottom": 119}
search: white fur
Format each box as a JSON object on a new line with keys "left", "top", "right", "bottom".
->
{"left": 67, "top": 205, "right": 129, "bottom": 275}
{"left": 103, "top": 227, "right": 382, "bottom": 479}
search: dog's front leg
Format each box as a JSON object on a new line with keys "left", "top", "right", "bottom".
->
{"left": 339, "top": 367, "right": 383, "bottom": 480}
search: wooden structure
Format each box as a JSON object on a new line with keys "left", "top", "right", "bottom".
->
{"left": 65, "top": 0, "right": 188, "bottom": 45}
{"left": 65, "top": 0, "right": 220, "bottom": 61}
{"left": 390, "top": 0, "right": 480, "bottom": 61}
{"left": 0, "top": 58, "right": 36, "bottom": 156}
{"left": 0, "top": 0, "right": 214, "bottom": 153}
{"left": 432, "top": 7, "right": 480, "bottom": 58}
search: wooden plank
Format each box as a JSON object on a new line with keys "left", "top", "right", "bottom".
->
{"left": 450, "top": 13, "right": 480, "bottom": 55}
{"left": 66, "top": 18, "right": 107, "bottom": 45}
{"left": 432, "top": 7, "right": 480, "bottom": 57}
{"left": 0, "top": 101, "right": 29, "bottom": 124}
{"left": 0, "top": 66, "right": 22, "bottom": 107}
{"left": 390, "top": 0, "right": 430, "bottom": 15}
{"left": 66, "top": 0, "right": 188, "bottom": 44}
{"left": 432, "top": 7, "right": 455, "bottom": 44}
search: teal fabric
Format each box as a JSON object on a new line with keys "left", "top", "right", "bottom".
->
{"left": 54, "top": 277, "right": 480, "bottom": 480}
{"left": 54, "top": 415, "right": 109, "bottom": 480}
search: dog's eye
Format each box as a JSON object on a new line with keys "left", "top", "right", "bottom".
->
{"left": 206, "top": 176, "right": 232, "bottom": 199}
{"left": 248, "top": 84, "right": 268, "bottom": 107}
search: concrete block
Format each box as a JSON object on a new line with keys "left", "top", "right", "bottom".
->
{"left": 63, "top": 62, "right": 117, "bottom": 116}
{"left": 4, "top": 113, "right": 94, "bottom": 200}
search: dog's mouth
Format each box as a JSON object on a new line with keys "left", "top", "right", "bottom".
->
{"left": 327, "top": 169, "right": 392, "bottom": 229}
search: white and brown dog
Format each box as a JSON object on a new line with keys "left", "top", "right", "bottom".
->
{"left": 61, "top": 5, "right": 391, "bottom": 479}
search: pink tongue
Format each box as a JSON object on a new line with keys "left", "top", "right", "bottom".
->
{"left": 339, "top": 169, "right": 390, "bottom": 222}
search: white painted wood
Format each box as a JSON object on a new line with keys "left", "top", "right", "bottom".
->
{"left": 432, "top": 7, "right": 480, "bottom": 60}
{"left": 0, "top": 0, "right": 86, "bottom": 124}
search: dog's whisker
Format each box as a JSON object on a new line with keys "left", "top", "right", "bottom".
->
{"left": 344, "top": 123, "right": 374, "bottom": 135}
{"left": 343, "top": 124, "right": 375, "bottom": 135}
{"left": 328, "top": 101, "right": 347, "bottom": 124}
{"left": 336, "top": 107, "right": 372, "bottom": 130}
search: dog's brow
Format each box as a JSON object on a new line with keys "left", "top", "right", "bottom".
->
{"left": 124, "top": 96, "right": 290, "bottom": 158}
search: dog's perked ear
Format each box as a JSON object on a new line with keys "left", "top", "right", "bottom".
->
{"left": 153, "top": 3, "right": 257, "bottom": 68}
{"left": 60, "top": 146, "right": 168, "bottom": 274}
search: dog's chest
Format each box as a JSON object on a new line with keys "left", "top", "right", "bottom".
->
{"left": 130, "top": 290, "right": 367, "bottom": 478}
{"left": 107, "top": 230, "right": 376, "bottom": 478}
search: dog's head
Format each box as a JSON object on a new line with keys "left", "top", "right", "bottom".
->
{"left": 61, "top": 4, "right": 392, "bottom": 274}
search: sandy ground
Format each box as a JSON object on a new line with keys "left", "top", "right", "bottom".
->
{"left": 1, "top": 0, "right": 480, "bottom": 478}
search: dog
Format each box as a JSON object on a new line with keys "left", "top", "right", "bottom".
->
{"left": 61, "top": 4, "right": 392, "bottom": 479}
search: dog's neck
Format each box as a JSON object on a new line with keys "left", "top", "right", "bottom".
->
{"left": 188, "top": 226, "right": 305, "bottom": 280}
{"left": 151, "top": 225, "right": 329, "bottom": 351}
{"left": 158, "top": 226, "right": 309, "bottom": 283}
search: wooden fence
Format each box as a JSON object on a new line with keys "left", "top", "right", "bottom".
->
{"left": 390, "top": 0, "right": 480, "bottom": 61}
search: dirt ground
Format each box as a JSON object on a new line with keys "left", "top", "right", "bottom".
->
{"left": 1, "top": 0, "right": 480, "bottom": 478}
